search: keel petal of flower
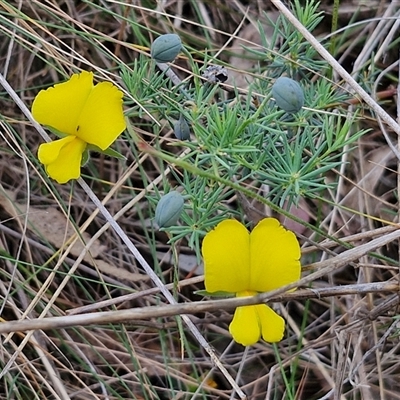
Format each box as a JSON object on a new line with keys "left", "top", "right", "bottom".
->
{"left": 229, "top": 303, "right": 285, "bottom": 346}
{"left": 257, "top": 303, "right": 285, "bottom": 343}
{"left": 229, "top": 291, "right": 285, "bottom": 346}
{"left": 38, "top": 136, "right": 86, "bottom": 184}
{"left": 230, "top": 303, "right": 261, "bottom": 346}
{"left": 38, "top": 135, "right": 75, "bottom": 165}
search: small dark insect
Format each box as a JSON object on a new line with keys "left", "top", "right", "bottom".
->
{"left": 201, "top": 65, "right": 228, "bottom": 84}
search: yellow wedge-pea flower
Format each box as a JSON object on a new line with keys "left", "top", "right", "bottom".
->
{"left": 32, "top": 71, "right": 126, "bottom": 184}
{"left": 202, "top": 218, "right": 301, "bottom": 346}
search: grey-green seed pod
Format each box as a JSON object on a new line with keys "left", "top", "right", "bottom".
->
{"left": 155, "top": 191, "right": 184, "bottom": 228}
{"left": 272, "top": 77, "right": 304, "bottom": 113}
{"left": 151, "top": 34, "right": 182, "bottom": 63}
{"left": 173, "top": 114, "right": 191, "bottom": 140}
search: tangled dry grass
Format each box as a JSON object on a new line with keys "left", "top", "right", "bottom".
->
{"left": 0, "top": 0, "right": 400, "bottom": 399}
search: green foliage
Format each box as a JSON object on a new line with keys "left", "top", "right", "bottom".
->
{"left": 1, "top": 0, "right": 395, "bottom": 397}
{"left": 122, "top": 0, "right": 367, "bottom": 256}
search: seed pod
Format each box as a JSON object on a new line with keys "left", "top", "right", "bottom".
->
{"left": 272, "top": 77, "right": 304, "bottom": 113}
{"left": 155, "top": 191, "right": 184, "bottom": 228}
{"left": 151, "top": 34, "right": 182, "bottom": 63}
{"left": 173, "top": 114, "right": 191, "bottom": 140}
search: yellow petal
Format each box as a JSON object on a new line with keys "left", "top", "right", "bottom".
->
{"left": 229, "top": 304, "right": 261, "bottom": 346}
{"left": 76, "top": 81, "right": 126, "bottom": 149}
{"left": 229, "top": 293, "right": 285, "bottom": 346}
{"left": 38, "top": 137, "right": 86, "bottom": 184}
{"left": 38, "top": 135, "right": 75, "bottom": 165}
{"left": 32, "top": 71, "right": 93, "bottom": 136}
{"left": 202, "top": 220, "right": 250, "bottom": 293}
{"left": 249, "top": 218, "right": 301, "bottom": 292}
{"left": 257, "top": 304, "right": 285, "bottom": 343}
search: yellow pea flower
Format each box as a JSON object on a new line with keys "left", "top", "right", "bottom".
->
{"left": 202, "top": 218, "right": 301, "bottom": 346}
{"left": 32, "top": 71, "right": 126, "bottom": 184}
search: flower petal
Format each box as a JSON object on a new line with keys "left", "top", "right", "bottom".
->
{"left": 229, "top": 304, "right": 261, "bottom": 346}
{"left": 249, "top": 218, "right": 301, "bottom": 292}
{"left": 229, "top": 292, "right": 285, "bottom": 345}
{"left": 257, "top": 304, "right": 285, "bottom": 343}
{"left": 202, "top": 219, "right": 250, "bottom": 293}
{"left": 38, "top": 135, "right": 75, "bottom": 165}
{"left": 32, "top": 71, "right": 93, "bottom": 136}
{"left": 38, "top": 137, "right": 86, "bottom": 184}
{"left": 76, "top": 81, "right": 126, "bottom": 149}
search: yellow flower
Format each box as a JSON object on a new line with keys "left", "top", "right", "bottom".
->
{"left": 202, "top": 218, "right": 301, "bottom": 346}
{"left": 32, "top": 71, "right": 126, "bottom": 184}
